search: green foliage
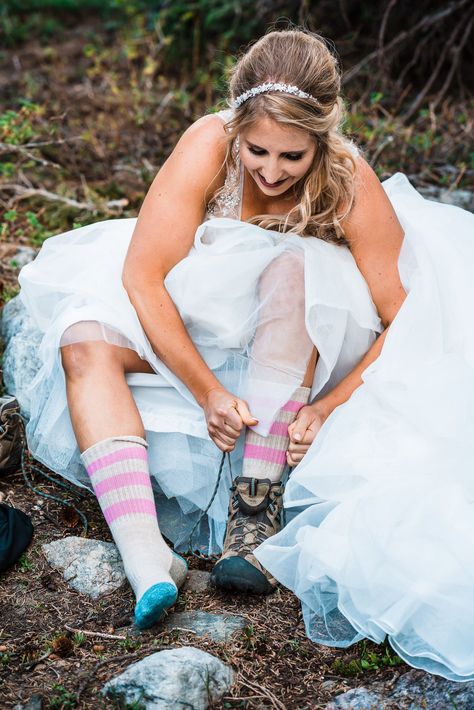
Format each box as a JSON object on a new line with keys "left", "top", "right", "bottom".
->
{"left": 72, "top": 632, "right": 86, "bottom": 647}
{"left": 331, "top": 641, "right": 403, "bottom": 677}
{"left": 17, "top": 552, "right": 33, "bottom": 573}
{"left": 0, "top": 102, "right": 44, "bottom": 145}
{"left": 48, "top": 684, "right": 77, "bottom": 710}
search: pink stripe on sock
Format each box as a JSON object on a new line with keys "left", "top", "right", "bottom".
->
{"left": 103, "top": 497, "right": 156, "bottom": 524}
{"left": 282, "top": 399, "right": 305, "bottom": 413}
{"left": 269, "top": 420, "right": 289, "bottom": 437}
{"left": 244, "top": 443, "right": 287, "bottom": 466}
{"left": 86, "top": 446, "right": 147, "bottom": 475}
{"left": 94, "top": 471, "right": 151, "bottom": 498}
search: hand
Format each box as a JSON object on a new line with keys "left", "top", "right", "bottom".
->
{"left": 286, "top": 403, "right": 328, "bottom": 467}
{"left": 202, "top": 387, "right": 258, "bottom": 453}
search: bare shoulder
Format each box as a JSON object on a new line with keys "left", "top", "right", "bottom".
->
{"left": 168, "top": 113, "right": 228, "bottom": 199}
{"left": 123, "top": 114, "right": 230, "bottom": 284}
{"left": 342, "top": 154, "right": 403, "bottom": 249}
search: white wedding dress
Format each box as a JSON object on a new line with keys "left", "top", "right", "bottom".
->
{"left": 18, "top": 108, "right": 474, "bottom": 681}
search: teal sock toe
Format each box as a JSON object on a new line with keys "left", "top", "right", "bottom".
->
{"left": 134, "top": 582, "right": 178, "bottom": 629}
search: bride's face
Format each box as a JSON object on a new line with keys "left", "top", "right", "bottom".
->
{"left": 240, "top": 116, "right": 316, "bottom": 197}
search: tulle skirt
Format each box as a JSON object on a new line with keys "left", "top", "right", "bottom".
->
{"left": 18, "top": 199, "right": 380, "bottom": 554}
{"left": 18, "top": 171, "right": 474, "bottom": 680}
{"left": 254, "top": 173, "right": 474, "bottom": 681}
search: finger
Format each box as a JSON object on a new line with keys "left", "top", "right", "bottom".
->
{"left": 223, "top": 421, "right": 242, "bottom": 437}
{"left": 211, "top": 434, "right": 235, "bottom": 452}
{"left": 286, "top": 450, "right": 305, "bottom": 467}
{"left": 289, "top": 413, "right": 311, "bottom": 443}
{"left": 287, "top": 442, "right": 311, "bottom": 454}
{"left": 224, "top": 404, "right": 244, "bottom": 431}
{"left": 235, "top": 400, "right": 259, "bottom": 427}
{"left": 212, "top": 429, "right": 237, "bottom": 446}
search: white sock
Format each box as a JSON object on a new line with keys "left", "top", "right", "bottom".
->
{"left": 242, "top": 386, "right": 311, "bottom": 482}
{"left": 80, "top": 435, "right": 174, "bottom": 601}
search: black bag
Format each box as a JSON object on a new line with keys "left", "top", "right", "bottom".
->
{"left": 0, "top": 503, "right": 34, "bottom": 572}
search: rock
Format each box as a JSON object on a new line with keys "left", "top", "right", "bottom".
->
{"left": 10, "top": 246, "right": 38, "bottom": 270}
{"left": 0, "top": 295, "right": 42, "bottom": 418}
{"left": 390, "top": 669, "right": 474, "bottom": 709}
{"left": 42, "top": 536, "right": 126, "bottom": 599}
{"left": 325, "top": 669, "right": 474, "bottom": 709}
{"left": 163, "top": 610, "right": 246, "bottom": 642}
{"left": 13, "top": 694, "right": 43, "bottom": 710}
{"left": 183, "top": 570, "right": 211, "bottom": 593}
{"left": 417, "top": 185, "right": 474, "bottom": 212}
{"left": 102, "top": 646, "right": 234, "bottom": 709}
{"left": 325, "top": 686, "right": 387, "bottom": 709}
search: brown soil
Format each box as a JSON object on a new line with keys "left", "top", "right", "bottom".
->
{"left": 0, "top": 465, "right": 407, "bottom": 709}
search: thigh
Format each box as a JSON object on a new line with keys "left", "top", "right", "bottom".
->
{"left": 60, "top": 337, "right": 155, "bottom": 376}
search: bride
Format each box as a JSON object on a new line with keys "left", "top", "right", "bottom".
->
{"left": 18, "top": 27, "right": 474, "bottom": 680}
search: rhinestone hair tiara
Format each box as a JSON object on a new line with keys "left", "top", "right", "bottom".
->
{"left": 232, "top": 82, "right": 318, "bottom": 108}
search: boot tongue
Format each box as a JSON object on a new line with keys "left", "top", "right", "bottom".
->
{"left": 235, "top": 477, "right": 272, "bottom": 515}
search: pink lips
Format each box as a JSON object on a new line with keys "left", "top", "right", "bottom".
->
{"left": 257, "top": 172, "right": 287, "bottom": 188}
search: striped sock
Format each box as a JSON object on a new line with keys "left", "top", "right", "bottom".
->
{"left": 80, "top": 435, "right": 175, "bottom": 603}
{"left": 242, "top": 386, "right": 311, "bottom": 482}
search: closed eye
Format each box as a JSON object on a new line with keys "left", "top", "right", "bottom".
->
{"left": 248, "top": 146, "right": 304, "bottom": 161}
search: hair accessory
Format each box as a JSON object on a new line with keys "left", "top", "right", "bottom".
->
{"left": 232, "top": 82, "right": 317, "bottom": 108}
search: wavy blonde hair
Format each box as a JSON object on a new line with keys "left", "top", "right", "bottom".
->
{"left": 209, "top": 28, "right": 357, "bottom": 244}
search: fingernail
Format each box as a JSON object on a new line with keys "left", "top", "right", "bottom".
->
{"left": 294, "top": 433, "right": 301, "bottom": 441}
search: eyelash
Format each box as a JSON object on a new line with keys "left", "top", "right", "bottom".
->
{"left": 248, "top": 147, "right": 303, "bottom": 161}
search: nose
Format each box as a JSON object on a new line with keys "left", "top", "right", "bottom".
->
{"left": 261, "top": 157, "right": 283, "bottom": 183}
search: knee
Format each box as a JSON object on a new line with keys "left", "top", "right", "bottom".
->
{"left": 60, "top": 340, "right": 122, "bottom": 379}
{"left": 259, "top": 251, "right": 305, "bottom": 313}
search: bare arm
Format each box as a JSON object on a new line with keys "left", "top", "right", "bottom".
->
{"left": 122, "top": 115, "right": 256, "bottom": 451}
{"left": 123, "top": 114, "right": 227, "bottom": 404}
{"left": 288, "top": 157, "right": 406, "bottom": 461}
{"left": 315, "top": 157, "right": 406, "bottom": 417}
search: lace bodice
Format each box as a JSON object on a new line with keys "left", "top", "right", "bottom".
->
{"left": 205, "top": 109, "right": 244, "bottom": 221}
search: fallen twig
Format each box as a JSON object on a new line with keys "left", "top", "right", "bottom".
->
{"left": 64, "top": 625, "right": 127, "bottom": 641}
{"left": 239, "top": 676, "right": 287, "bottom": 710}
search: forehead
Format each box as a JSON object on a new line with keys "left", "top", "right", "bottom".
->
{"left": 241, "top": 116, "right": 313, "bottom": 151}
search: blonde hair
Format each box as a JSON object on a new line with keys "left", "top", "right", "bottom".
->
{"left": 210, "top": 28, "right": 357, "bottom": 244}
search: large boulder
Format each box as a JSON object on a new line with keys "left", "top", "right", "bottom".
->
{"left": 102, "top": 646, "right": 234, "bottom": 709}
{"left": 42, "top": 536, "right": 126, "bottom": 599}
{"left": 0, "top": 295, "right": 42, "bottom": 419}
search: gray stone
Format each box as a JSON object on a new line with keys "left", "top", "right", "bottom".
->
{"left": 10, "top": 246, "right": 38, "bottom": 269}
{"left": 13, "top": 694, "right": 42, "bottom": 710}
{"left": 325, "top": 669, "right": 474, "bottom": 709}
{"left": 102, "top": 646, "right": 234, "bottom": 709}
{"left": 0, "top": 295, "right": 42, "bottom": 418}
{"left": 325, "top": 687, "right": 387, "bottom": 709}
{"left": 417, "top": 185, "right": 474, "bottom": 212}
{"left": 163, "top": 610, "right": 246, "bottom": 642}
{"left": 42, "top": 536, "right": 126, "bottom": 599}
{"left": 390, "top": 669, "right": 474, "bottom": 709}
{"left": 183, "top": 570, "right": 211, "bottom": 593}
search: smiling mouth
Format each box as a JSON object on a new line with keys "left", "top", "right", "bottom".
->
{"left": 257, "top": 172, "right": 287, "bottom": 188}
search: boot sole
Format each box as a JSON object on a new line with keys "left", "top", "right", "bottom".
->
{"left": 210, "top": 556, "right": 275, "bottom": 595}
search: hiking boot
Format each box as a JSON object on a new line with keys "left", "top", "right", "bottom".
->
{"left": 0, "top": 396, "right": 24, "bottom": 475}
{"left": 210, "top": 476, "right": 283, "bottom": 594}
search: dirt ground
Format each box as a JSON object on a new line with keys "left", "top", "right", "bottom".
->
{"left": 0, "top": 462, "right": 407, "bottom": 709}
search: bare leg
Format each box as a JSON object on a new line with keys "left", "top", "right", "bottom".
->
{"left": 61, "top": 337, "right": 186, "bottom": 627}
{"left": 61, "top": 339, "right": 154, "bottom": 452}
{"left": 212, "top": 251, "right": 318, "bottom": 593}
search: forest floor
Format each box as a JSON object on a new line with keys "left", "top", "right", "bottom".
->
{"left": 0, "top": 13, "right": 472, "bottom": 710}
{"left": 0, "top": 465, "right": 407, "bottom": 709}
